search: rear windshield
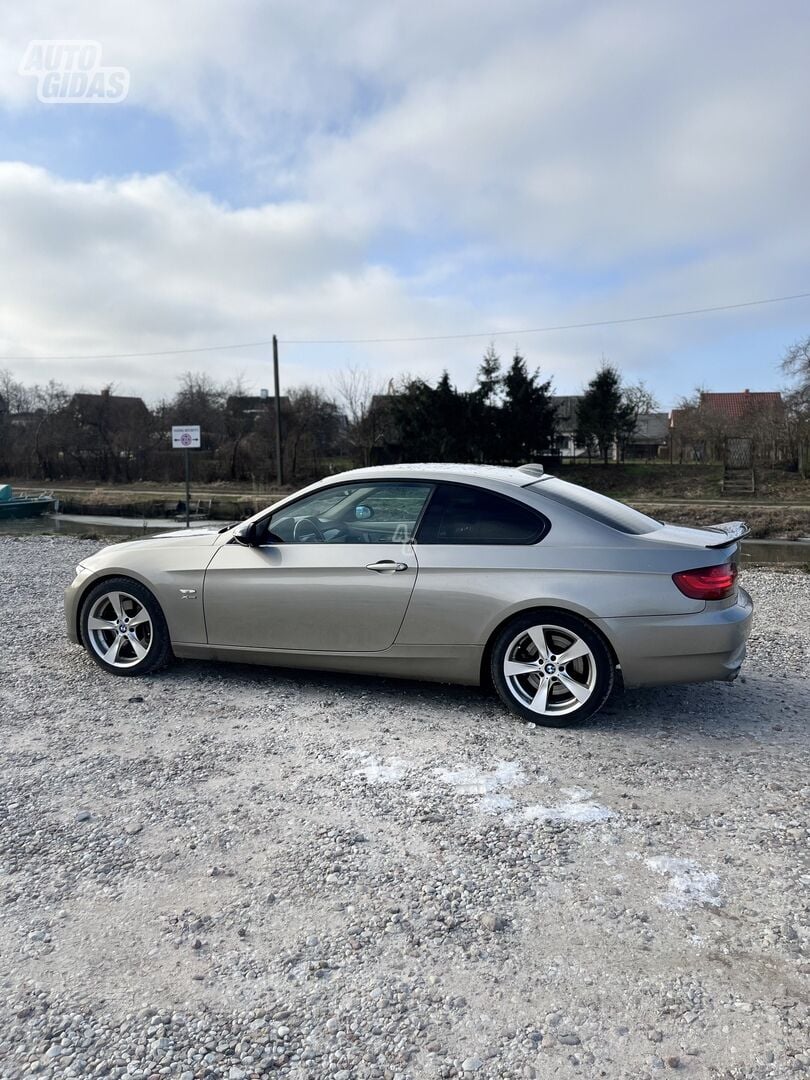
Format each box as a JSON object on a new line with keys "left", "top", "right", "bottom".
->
{"left": 532, "top": 476, "right": 662, "bottom": 535}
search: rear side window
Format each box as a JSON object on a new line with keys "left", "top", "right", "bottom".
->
{"left": 417, "top": 483, "right": 549, "bottom": 545}
{"left": 533, "top": 476, "right": 662, "bottom": 535}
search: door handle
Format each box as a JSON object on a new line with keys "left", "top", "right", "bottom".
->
{"left": 365, "top": 560, "right": 409, "bottom": 573}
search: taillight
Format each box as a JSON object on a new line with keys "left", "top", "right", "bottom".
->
{"left": 673, "top": 562, "right": 738, "bottom": 601}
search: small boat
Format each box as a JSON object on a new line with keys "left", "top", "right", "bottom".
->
{"left": 0, "top": 484, "right": 56, "bottom": 519}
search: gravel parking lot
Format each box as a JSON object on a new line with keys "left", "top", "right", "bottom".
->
{"left": 0, "top": 537, "right": 807, "bottom": 1080}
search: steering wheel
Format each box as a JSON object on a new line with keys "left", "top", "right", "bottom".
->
{"left": 293, "top": 515, "right": 326, "bottom": 543}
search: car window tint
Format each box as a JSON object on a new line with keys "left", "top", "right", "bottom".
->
{"left": 262, "top": 481, "right": 433, "bottom": 544}
{"left": 533, "top": 477, "right": 662, "bottom": 535}
{"left": 417, "top": 483, "right": 548, "bottom": 545}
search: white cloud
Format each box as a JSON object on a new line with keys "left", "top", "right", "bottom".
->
{"left": 304, "top": 3, "right": 810, "bottom": 264}
{"left": 0, "top": 1, "right": 808, "bottom": 403}
{"left": 0, "top": 163, "right": 538, "bottom": 398}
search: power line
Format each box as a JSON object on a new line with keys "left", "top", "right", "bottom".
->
{"left": 0, "top": 290, "right": 808, "bottom": 361}
{"left": 281, "top": 291, "right": 810, "bottom": 344}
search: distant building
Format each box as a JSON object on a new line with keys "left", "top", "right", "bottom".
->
{"left": 552, "top": 396, "right": 669, "bottom": 460}
{"left": 64, "top": 389, "right": 151, "bottom": 480}
{"left": 696, "top": 389, "right": 783, "bottom": 431}
{"left": 69, "top": 388, "right": 150, "bottom": 431}
{"left": 623, "top": 411, "right": 669, "bottom": 459}
{"left": 669, "top": 389, "right": 785, "bottom": 464}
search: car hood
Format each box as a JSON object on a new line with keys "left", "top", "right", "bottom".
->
{"left": 151, "top": 527, "right": 223, "bottom": 541}
{"left": 83, "top": 528, "right": 222, "bottom": 565}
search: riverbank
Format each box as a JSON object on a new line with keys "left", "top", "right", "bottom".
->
{"left": 8, "top": 462, "right": 810, "bottom": 510}
{"left": 632, "top": 501, "right": 810, "bottom": 541}
{"left": 1, "top": 513, "right": 808, "bottom": 568}
{"left": 5, "top": 464, "right": 809, "bottom": 541}
{"left": 14, "top": 482, "right": 286, "bottom": 522}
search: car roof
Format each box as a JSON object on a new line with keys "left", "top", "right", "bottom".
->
{"left": 321, "top": 463, "right": 543, "bottom": 487}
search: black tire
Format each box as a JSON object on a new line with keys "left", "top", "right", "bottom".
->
{"left": 490, "top": 608, "right": 614, "bottom": 727}
{"left": 80, "top": 576, "right": 173, "bottom": 677}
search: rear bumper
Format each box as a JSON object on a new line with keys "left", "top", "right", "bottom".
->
{"left": 597, "top": 587, "right": 753, "bottom": 689}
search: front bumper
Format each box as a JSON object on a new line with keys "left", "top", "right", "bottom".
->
{"left": 597, "top": 587, "right": 753, "bottom": 689}
{"left": 64, "top": 573, "right": 89, "bottom": 646}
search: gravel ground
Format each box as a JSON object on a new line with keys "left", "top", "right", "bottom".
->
{"left": 0, "top": 537, "right": 807, "bottom": 1080}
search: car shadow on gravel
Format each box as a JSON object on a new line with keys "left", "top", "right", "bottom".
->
{"left": 148, "top": 657, "right": 803, "bottom": 742}
{"left": 160, "top": 656, "right": 500, "bottom": 712}
{"left": 598, "top": 675, "right": 806, "bottom": 740}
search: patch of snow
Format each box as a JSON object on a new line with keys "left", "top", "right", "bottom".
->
{"left": 479, "top": 793, "right": 516, "bottom": 814}
{"left": 645, "top": 855, "right": 722, "bottom": 910}
{"left": 346, "top": 751, "right": 408, "bottom": 784}
{"left": 560, "top": 786, "right": 592, "bottom": 801}
{"left": 436, "top": 760, "right": 526, "bottom": 796}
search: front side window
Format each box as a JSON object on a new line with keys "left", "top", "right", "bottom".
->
{"left": 416, "top": 483, "right": 549, "bottom": 545}
{"left": 258, "top": 481, "right": 433, "bottom": 544}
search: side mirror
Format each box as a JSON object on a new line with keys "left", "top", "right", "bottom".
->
{"left": 355, "top": 504, "right": 373, "bottom": 521}
{"left": 233, "top": 521, "right": 259, "bottom": 546}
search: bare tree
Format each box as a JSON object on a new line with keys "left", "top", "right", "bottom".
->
{"left": 616, "top": 380, "right": 660, "bottom": 460}
{"left": 30, "top": 380, "right": 71, "bottom": 478}
{"left": 671, "top": 386, "right": 716, "bottom": 463}
{"left": 780, "top": 337, "right": 810, "bottom": 474}
{"left": 284, "top": 385, "right": 341, "bottom": 479}
{"left": 0, "top": 369, "right": 36, "bottom": 414}
{"left": 333, "top": 365, "right": 386, "bottom": 466}
{"left": 623, "top": 381, "right": 659, "bottom": 417}
{"left": 781, "top": 336, "right": 810, "bottom": 385}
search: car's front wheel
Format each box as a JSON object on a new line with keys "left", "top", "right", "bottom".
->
{"left": 490, "top": 609, "right": 614, "bottom": 727}
{"left": 80, "top": 576, "right": 172, "bottom": 677}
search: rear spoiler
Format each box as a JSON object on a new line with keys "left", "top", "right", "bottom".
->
{"left": 704, "top": 520, "right": 750, "bottom": 548}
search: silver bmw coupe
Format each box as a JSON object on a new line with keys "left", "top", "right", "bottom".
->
{"left": 65, "top": 463, "right": 753, "bottom": 726}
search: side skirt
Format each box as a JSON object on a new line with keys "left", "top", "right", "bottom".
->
{"left": 171, "top": 642, "right": 484, "bottom": 686}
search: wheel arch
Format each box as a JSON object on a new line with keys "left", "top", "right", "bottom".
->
{"left": 479, "top": 602, "right": 621, "bottom": 688}
{"left": 73, "top": 568, "right": 157, "bottom": 646}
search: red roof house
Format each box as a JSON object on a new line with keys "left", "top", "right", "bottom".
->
{"left": 698, "top": 389, "right": 783, "bottom": 424}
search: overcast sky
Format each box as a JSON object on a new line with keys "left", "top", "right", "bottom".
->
{"left": 1, "top": 0, "right": 809, "bottom": 408}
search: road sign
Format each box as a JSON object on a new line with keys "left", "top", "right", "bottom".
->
{"left": 171, "top": 425, "right": 200, "bottom": 528}
{"left": 172, "top": 425, "right": 200, "bottom": 449}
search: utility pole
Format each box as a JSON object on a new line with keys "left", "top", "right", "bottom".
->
{"left": 272, "top": 334, "right": 284, "bottom": 488}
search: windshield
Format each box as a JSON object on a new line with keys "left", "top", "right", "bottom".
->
{"left": 532, "top": 476, "right": 662, "bottom": 535}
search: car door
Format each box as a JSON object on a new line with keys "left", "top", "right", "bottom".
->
{"left": 203, "top": 481, "right": 433, "bottom": 652}
{"left": 396, "top": 482, "right": 551, "bottom": 645}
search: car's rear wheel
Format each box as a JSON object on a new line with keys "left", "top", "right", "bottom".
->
{"left": 80, "top": 577, "right": 172, "bottom": 677}
{"left": 490, "top": 610, "right": 614, "bottom": 727}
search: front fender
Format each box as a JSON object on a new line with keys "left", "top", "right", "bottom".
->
{"left": 65, "top": 556, "right": 211, "bottom": 646}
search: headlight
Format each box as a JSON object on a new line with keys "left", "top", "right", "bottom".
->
{"left": 74, "top": 563, "right": 90, "bottom": 576}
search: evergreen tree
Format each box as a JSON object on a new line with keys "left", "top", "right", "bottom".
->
{"left": 576, "top": 362, "right": 634, "bottom": 464}
{"left": 476, "top": 344, "right": 502, "bottom": 405}
{"left": 391, "top": 372, "right": 473, "bottom": 461}
{"left": 500, "top": 352, "right": 556, "bottom": 464}
{"left": 473, "top": 344, "right": 503, "bottom": 461}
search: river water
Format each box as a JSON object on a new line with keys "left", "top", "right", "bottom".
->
{"left": 0, "top": 513, "right": 212, "bottom": 539}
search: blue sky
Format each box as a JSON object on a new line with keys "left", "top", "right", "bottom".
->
{"left": 1, "top": 0, "right": 809, "bottom": 408}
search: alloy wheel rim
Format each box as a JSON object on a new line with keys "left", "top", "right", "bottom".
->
{"left": 86, "top": 590, "right": 153, "bottom": 669}
{"left": 503, "top": 624, "right": 596, "bottom": 716}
